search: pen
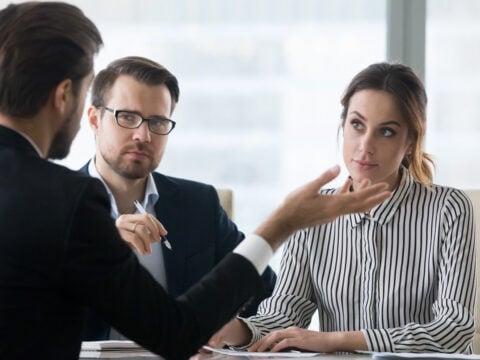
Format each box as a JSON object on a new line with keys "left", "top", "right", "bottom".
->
{"left": 133, "top": 200, "right": 172, "bottom": 251}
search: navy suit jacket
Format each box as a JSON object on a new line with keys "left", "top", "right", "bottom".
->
{"left": 80, "top": 162, "right": 276, "bottom": 340}
{"left": 0, "top": 125, "right": 264, "bottom": 359}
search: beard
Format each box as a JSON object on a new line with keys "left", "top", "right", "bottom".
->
{"left": 100, "top": 144, "right": 160, "bottom": 180}
{"left": 48, "top": 106, "right": 80, "bottom": 160}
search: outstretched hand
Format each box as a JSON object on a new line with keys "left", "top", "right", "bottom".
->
{"left": 255, "top": 165, "right": 391, "bottom": 251}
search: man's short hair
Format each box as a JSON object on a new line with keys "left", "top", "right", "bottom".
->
{"left": 0, "top": 2, "right": 103, "bottom": 118}
{"left": 91, "top": 56, "right": 180, "bottom": 114}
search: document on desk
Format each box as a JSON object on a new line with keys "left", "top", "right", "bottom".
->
{"left": 372, "top": 352, "right": 480, "bottom": 359}
{"left": 80, "top": 341, "right": 157, "bottom": 358}
{"left": 203, "top": 345, "right": 320, "bottom": 358}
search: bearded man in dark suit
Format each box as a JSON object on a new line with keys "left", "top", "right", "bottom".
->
{"left": 0, "top": 2, "right": 390, "bottom": 359}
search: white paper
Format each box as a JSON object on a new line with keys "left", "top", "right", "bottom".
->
{"left": 79, "top": 350, "right": 157, "bottom": 358}
{"left": 81, "top": 341, "right": 143, "bottom": 350}
{"left": 202, "top": 345, "right": 320, "bottom": 358}
{"left": 373, "top": 352, "right": 480, "bottom": 359}
{"left": 80, "top": 341, "right": 156, "bottom": 358}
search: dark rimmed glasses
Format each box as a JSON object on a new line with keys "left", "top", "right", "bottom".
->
{"left": 98, "top": 106, "right": 176, "bottom": 135}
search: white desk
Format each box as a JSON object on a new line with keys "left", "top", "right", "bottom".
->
{"left": 79, "top": 353, "right": 370, "bottom": 359}
{"left": 191, "top": 353, "right": 371, "bottom": 360}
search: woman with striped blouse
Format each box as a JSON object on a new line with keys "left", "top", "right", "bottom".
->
{"left": 207, "top": 62, "right": 476, "bottom": 354}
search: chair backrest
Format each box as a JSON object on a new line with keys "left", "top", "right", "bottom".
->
{"left": 464, "top": 189, "right": 480, "bottom": 353}
{"left": 216, "top": 188, "right": 234, "bottom": 220}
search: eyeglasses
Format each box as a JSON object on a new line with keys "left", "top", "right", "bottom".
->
{"left": 98, "top": 106, "right": 176, "bottom": 135}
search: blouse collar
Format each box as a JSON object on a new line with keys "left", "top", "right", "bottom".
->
{"left": 347, "top": 167, "right": 414, "bottom": 228}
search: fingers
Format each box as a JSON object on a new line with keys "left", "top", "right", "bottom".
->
{"left": 144, "top": 213, "right": 168, "bottom": 238}
{"left": 206, "top": 334, "right": 223, "bottom": 349}
{"left": 195, "top": 346, "right": 212, "bottom": 355}
{"left": 338, "top": 176, "right": 352, "bottom": 194}
{"left": 346, "top": 182, "right": 390, "bottom": 213}
{"left": 248, "top": 330, "right": 285, "bottom": 352}
{"left": 303, "top": 165, "right": 340, "bottom": 194}
{"left": 115, "top": 214, "right": 166, "bottom": 255}
{"left": 248, "top": 327, "right": 313, "bottom": 353}
{"left": 205, "top": 318, "right": 252, "bottom": 349}
{"left": 355, "top": 177, "right": 372, "bottom": 191}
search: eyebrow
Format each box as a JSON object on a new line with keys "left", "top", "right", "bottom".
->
{"left": 349, "top": 110, "right": 403, "bottom": 127}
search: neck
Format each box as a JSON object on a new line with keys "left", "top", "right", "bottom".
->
{"left": 0, "top": 113, "right": 53, "bottom": 158}
{"left": 94, "top": 156, "right": 148, "bottom": 215}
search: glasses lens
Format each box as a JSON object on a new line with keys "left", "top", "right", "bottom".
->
{"left": 116, "top": 111, "right": 142, "bottom": 129}
{"left": 149, "top": 118, "right": 173, "bottom": 135}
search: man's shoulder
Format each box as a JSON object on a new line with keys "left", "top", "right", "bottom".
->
{"left": 21, "top": 156, "right": 92, "bottom": 185}
{"left": 152, "top": 172, "right": 216, "bottom": 193}
{"left": 45, "top": 161, "right": 106, "bottom": 197}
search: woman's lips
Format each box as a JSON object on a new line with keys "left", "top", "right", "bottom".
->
{"left": 353, "top": 159, "right": 377, "bottom": 170}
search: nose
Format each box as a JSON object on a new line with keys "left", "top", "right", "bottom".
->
{"left": 359, "top": 132, "right": 375, "bottom": 155}
{"left": 132, "top": 121, "right": 151, "bottom": 143}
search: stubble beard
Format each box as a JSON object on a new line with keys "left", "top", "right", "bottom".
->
{"left": 48, "top": 110, "right": 79, "bottom": 160}
{"left": 101, "top": 149, "right": 158, "bottom": 180}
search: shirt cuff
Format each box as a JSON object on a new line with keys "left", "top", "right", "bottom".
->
{"left": 233, "top": 233, "right": 274, "bottom": 274}
{"left": 362, "top": 328, "right": 395, "bottom": 352}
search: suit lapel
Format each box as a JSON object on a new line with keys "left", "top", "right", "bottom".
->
{"left": 79, "top": 165, "right": 186, "bottom": 297}
{"left": 153, "top": 173, "right": 186, "bottom": 297}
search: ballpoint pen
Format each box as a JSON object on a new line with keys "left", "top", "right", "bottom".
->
{"left": 133, "top": 200, "right": 172, "bottom": 251}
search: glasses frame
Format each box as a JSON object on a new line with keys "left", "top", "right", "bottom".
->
{"left": 98, "top": 106, "right": 176, "bottom": 135}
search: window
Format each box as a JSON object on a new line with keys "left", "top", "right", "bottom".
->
{"left": 5, "top": 0, "right": 386, "bottom": 271}
{"left": 426, "top": 0, "right": 480, "bottom": 189}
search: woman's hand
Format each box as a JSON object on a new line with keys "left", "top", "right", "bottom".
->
{"left": 192, "top": 318, "right": 252, "bottom": 359}
{"left": 248, "top": 327, "right": 367, "bottom": 353}
{"left": 115, "top": 213, "right": 166, "bottom": 255}
{"left": 207, "top": 318, "right": 252, "bottom": 349}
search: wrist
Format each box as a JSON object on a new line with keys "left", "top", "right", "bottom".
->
{"left": 333, "top": 331, "right": 367, "bottom": 352}
{"left": 225, "top": 318, "right": 252, "bottom": 347}
{"left": 254, "top": 206, "right": 294, "bottom": 251}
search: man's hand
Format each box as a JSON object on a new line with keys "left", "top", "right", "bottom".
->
{"left": 255, "top": 165, "right": 391, "bottom": 251}
{"left": 115, "top": 213, "right": 167, "bottom": 255}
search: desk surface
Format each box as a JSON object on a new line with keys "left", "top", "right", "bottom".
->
{"left": 80, "top": 353, "right": 371, "bottom": 359}
{"left": 193, "top": 354, "right": 370, "bottom": 360}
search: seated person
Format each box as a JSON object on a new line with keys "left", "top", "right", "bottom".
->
{"left": 81, "top": 56, "right": 276, "bottom": 340}
{"left": 208, "top": 62, "right": 476, "bottom": 354}
{"left": 0, "top": 3, "right": 391, "bottom": 358}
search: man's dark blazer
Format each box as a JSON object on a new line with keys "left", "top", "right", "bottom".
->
{"left": 0, "top": 125, "right": 264, "bottom": 359}
{"left": 79, "top": 162, "right": 276, "bottom": 340}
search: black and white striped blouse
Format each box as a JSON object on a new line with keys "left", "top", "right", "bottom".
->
{"left": 243, "top": 168, "right": 476, "bottom": 353}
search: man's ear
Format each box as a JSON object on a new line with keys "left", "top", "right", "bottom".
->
{"left": 53, "top": 79, "right": 73, "bottom": 115}
{"left": 87, "top": 105, "right": 101, "bottom": 134}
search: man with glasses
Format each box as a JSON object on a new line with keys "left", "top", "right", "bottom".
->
{"left": 80, "top": 56, "right": 277, "bottom": 340}
{"left": 0, "top": 2, "right": 390, "bottom": 358}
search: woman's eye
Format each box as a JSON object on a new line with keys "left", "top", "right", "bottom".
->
{"left": 350, "top": 119, "right": 363, "bottom": 130}
{"left": 380, "top": 128, "right": 395, "bottom": 137}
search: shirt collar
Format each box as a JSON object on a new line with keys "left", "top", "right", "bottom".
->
{"left": 88, "top": 157, "right": 159, "bottom": 218}
{"left": 347, "top": 166, "right": 414, "bottom": 228}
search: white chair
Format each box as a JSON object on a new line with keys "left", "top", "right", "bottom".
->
{"left": 464, "top": 189, "right": 480, "bottom": 353}
{"left": 216, "top": 188, "right": 234, "bottom": 220}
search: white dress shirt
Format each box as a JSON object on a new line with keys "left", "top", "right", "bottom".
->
{"left": 88, "top": 159, "right": 167, "bottom": 289}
